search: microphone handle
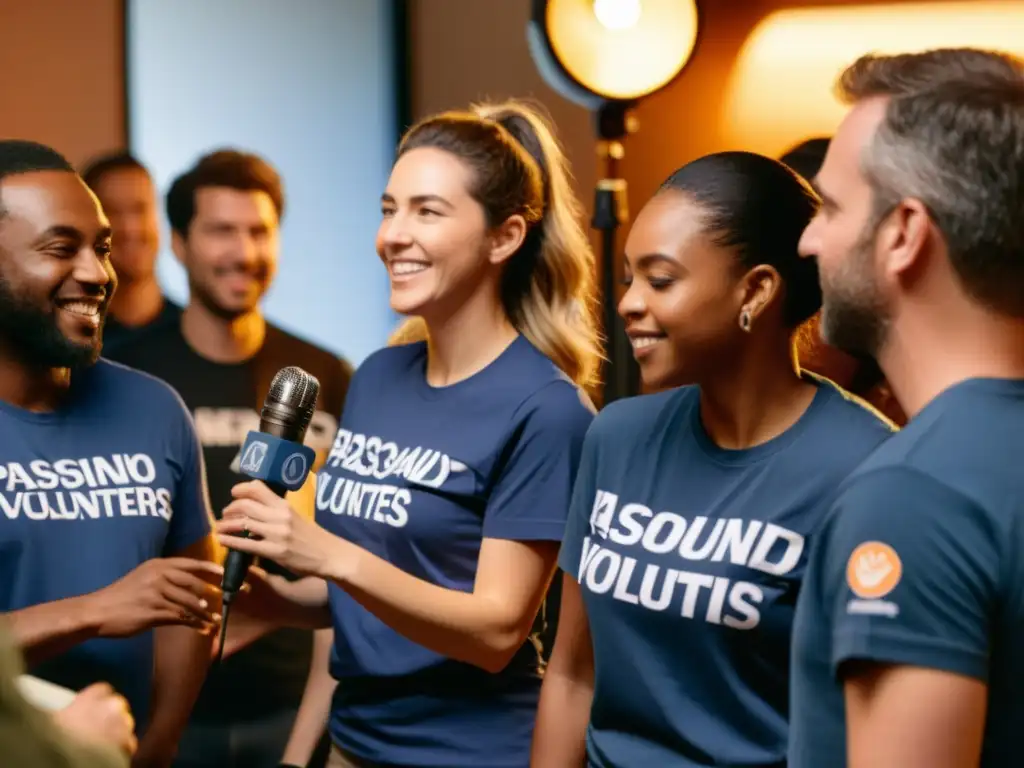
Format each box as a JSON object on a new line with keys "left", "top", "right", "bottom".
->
{"left": 221, "top": 478, "right": 291, "bottom": 601}
{"left": 222, "top": 403, "right": 310, "bottom": 600}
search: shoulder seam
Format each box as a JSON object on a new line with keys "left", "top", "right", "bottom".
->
{"left": 806, "top": 371, "right": 899, "bottom": 432}
{"left": 843, "top": 464, "right": 985, "bottom": 514}
{"left": 837, "top": 463, "right": 1009, "bottom": 585}
{"left": 509, "top": 377, "right": 585, "bottom": 422}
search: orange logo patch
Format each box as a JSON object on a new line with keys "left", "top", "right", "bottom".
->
{"left": 846, "top": 541, "right": 902, "bottom": 600}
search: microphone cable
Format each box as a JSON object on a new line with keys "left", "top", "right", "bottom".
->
{"left": 215, "top": 525, "right": 257, "bottom": 666}
{"left": 214, "top": 599, "right": 231, "bottom": 666}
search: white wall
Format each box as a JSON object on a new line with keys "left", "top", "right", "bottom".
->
{"left": 126, "top": 0, "right": 398, "bottom": 364}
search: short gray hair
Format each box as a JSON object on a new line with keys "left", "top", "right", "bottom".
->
{"left": 837, "top": 48, "right": 1024, "bottom": 317}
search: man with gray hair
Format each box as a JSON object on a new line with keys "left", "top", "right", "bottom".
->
{"left": 790, "top": 48, "right": 1024, "bottom": 767}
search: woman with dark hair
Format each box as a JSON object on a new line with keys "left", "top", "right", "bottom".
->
{"left": 211, "top": 100, "right": 601, "bottom": 768}
{"left": 531, "top": 151, "right": 896, "bottom": 767}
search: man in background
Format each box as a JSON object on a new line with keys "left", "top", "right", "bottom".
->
{"left": 779, "top": 137, "right": 831, "bottom": 182}
{"left": 81, "top": 153, "right": 180, "bottom": 351}
{"left": 109, "top": 149, "right": 350, "bottom": 768}
{"left": 780, "top": 137, "right": 906, "bottom": 425}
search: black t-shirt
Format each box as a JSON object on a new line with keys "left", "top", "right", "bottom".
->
{"left": 102, "top": 298, "right": 182, "bottom": 355}
{"left": 108, "top": 319, "right": 352, "bottom": 723}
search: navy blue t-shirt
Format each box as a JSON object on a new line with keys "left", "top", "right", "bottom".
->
{"left": 558, "top": 379, "right": 893, "bottom": 767}
{"left": 316, "top": 335, "right": 594, "bottom": 767}
{"left": 0, "top": 359, "right": 212, "bottom": 726}
{"left": 790, "top": 378, "right": 1024, "bottom": 767}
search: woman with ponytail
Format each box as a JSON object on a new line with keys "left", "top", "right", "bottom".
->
{"left": 214, "top": 100, "right": 601, "bottom": 768}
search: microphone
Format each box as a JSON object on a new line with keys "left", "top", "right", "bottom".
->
{"left": 216, "top": 367, "right": 320, "bottom": 663}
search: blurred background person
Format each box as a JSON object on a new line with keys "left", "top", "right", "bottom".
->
{"left": 779, "top": 137, "right": 907, "bottom": 425}
{"left": 532, "top": 152, "right": 894, "bottom": 768}
{"left": 213, "top": 100, "right": 600, "bottom": 768}
{"left": 108, "top": 149, "right": 350, "bottom": 768}
{"left": 81, "top": 153, "right": 180, "bottom": 352}
{"left": 779, "top": 137, "right": 831, "bottom": 182}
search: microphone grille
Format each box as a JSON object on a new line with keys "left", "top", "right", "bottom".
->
{"left": 267, "top": 366, "right": 321, "bottom": 425}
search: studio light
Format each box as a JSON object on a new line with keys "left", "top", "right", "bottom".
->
{"left": 528, "top": 0, "right": 700, "bottom": 405}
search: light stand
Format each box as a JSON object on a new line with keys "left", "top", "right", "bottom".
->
{"left": 592, "top": 102, "right": 639, "bottom": 404}
{"left": 526, "top": 0, "right": 699, "bottom": 406}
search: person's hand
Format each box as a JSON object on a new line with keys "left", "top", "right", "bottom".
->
{"left": 53, "top": 682, "right": 137, "bottom": 757}
{"left": 87, "top": 558, "right": 223, "bottom": 638}
{"left": 216, "top": 481, "right": 340, "bottom": 578}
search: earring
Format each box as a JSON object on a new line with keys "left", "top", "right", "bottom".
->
{"left": 739, "top": 309, "right": 753, "bottom": 332}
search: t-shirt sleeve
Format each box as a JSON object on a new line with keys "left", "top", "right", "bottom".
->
{"left": 821, "top": 466, "right": 1000, "bottom": 682}
{"left": 556, "top": 422, "right": 599, "bottom": 577}
{"left": 482, "top": 382, "right": 595, "bottom": 542}
{"left": 163, "top": 397, "right": 214, "bottom": 556}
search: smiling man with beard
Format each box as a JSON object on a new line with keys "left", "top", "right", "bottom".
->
{"left": 108, "top": 149, "right": 351, "bottom": 768}
{"left": 0, "top": 140, "right": 223, "bottom": 767}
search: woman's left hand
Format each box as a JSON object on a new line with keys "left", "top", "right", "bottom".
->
{"left": 216, "top": 481, "right": 340, "bottom": 579}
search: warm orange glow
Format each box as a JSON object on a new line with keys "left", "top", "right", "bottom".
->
{"left": 722, "top": 2, "right": 1024, "bottom": 157}
{"left": 546, "top": 0, "right": 698, "bottom": 100}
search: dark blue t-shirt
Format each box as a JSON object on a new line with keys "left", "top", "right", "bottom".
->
{"left": 316, "top": 335, "right": 595, "bottom": 767}
{"left": 0, "top": 359, "right": 212, "bottom": 726}
{"left": 790, "top": 378, "right": 1024, "bottom": 767}
{"left": 558, "top": 379, "right": 893, "bottom": 767}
